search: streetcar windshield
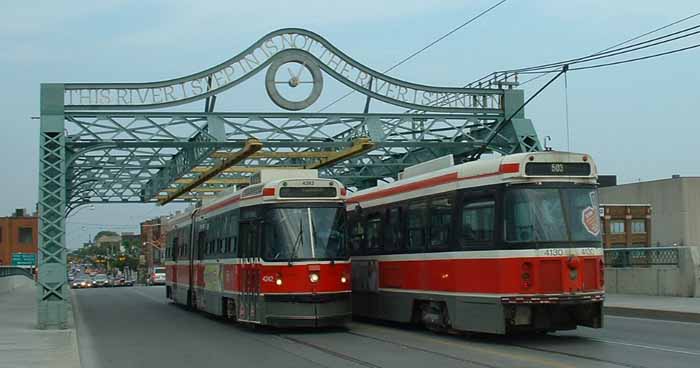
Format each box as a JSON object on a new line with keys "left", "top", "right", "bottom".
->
{"left": 263, "top": 207, "right": 347, "bottom": 261}
{"left": 505, "top": 187, "right": 602, "bottom": 244}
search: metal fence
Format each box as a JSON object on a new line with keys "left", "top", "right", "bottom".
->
{"left": 604, "top": 247, "right": 680, "bottom": 267}
{"left": 0, "top": 266, "right": 34, "bottom": 279}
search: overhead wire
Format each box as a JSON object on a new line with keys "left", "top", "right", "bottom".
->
{"left": 316, "top": 0, "right": 509, "bottom": 112}
{"left": 447, "top": 14, "right": 700, "bottom": 108}
{"left": 467, "top": 12, "right": 700, "bottom": 86}
{"left": 564, "top": 70, "right": 570, "bottom": 153}
{"left": 508, "top": 24, "right": 700, "bottom": 73}
{"left": 596, "top": 11, "right": 700, "bottom": 53}
{"left": 568, "top": 41, "right": 700, "bottom": 71}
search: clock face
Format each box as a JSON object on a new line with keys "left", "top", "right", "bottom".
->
{"left": 265, "top": 51, "right": 323, "bottom": 111}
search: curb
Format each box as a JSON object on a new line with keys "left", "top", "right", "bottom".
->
{"left": 604, "top": 306, "right": 700, "bottom": 323}
{"left": 68, "top": 291, "right": 84, "bottom": 368}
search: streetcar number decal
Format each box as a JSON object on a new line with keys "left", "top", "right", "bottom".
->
{"left": 543, "top": 248, "right": 565, "bottom": 256}
{"left": 543, "top": 247, "right": 598, "bottom": 256}
{"left": 262, "top": 275, "right": 275, "bottom": 283}
{"left": 551, "top": 163, "right": 565, "bottom": 173}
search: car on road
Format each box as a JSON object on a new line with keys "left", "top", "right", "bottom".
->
{"left": 147, "top": 267, "right": 166, "bottom": 286}
{"left": 108, "top": 276, "right": 122, "bottom": 287}
{"left": 92, "top": 274, "right": 110, "bottom": 287}
{"left": 71, "top": 276, "right": 93, "bottom": 289}
{"left": 107, "top": 276, "right": 135, "bottom": 287}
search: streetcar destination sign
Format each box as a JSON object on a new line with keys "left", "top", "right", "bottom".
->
{"left": 525, "top": 162, "right": 591, "bottom": 176}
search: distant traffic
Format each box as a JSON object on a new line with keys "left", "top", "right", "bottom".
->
{"left": 69, "top": 266, "right": 136, "bottom": 289}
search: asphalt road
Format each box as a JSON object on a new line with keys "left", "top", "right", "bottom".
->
{"left": 72, "top": 286, "right": 700, "bottom": 368}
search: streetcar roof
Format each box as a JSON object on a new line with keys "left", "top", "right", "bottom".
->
{"left": 165, "top": 176, "right": 346, "bottom": 227}
{"left": 348, "top": 151, "right": 597, "bottom": 208}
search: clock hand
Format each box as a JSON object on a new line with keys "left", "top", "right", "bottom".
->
{"left": 296, "top": 61, "right": 306, "bottom": 79}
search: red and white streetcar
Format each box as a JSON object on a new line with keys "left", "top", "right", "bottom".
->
{"left": 347, "top": 151, "right": 604, "bottom": 334}
{"left": 164, "top": 170, "right": 351, "bottom": 327}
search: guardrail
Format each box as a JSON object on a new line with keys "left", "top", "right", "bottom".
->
{"left": 0, "top": 266, "right": 34, "bottom": 279}
{"left": 604, "top": 247, "right": 680, "bottom": 267}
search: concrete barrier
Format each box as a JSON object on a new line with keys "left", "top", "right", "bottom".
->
{"left": 0, "top": 275, "right": 35, "bottom": 294}
{"left": 605, "top": 247, "right": 700, "bottom": 297}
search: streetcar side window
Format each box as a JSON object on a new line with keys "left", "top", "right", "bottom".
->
{"left": 197, "top": 230, "right": 207, "bottom": 260}
{"left": 407, "top": 201, "right": 428, "bottom": 251}
{"left": 349, "top": 215, "right": 365, "bottom": 256}
{"left": 171, "top": 237, "right": 178, "bottom": 261}
{"left": 460, "top": 200, "right": 495, "bottom": 247}
{"left": 429, "top": 197, "right": 453, "bottom": 250}
{"left": 226, "top": 212, "right": 239, "bottom": 256}
{"left": 225, "top": 237, "right": 232, "bottom": 253}
{"left": 239, "top": 222, "right": 260, "bottom": 258}
{"left": 383, "top": 207, "right": 404, "bottom": 252}
{"left": 366, "top": 213, "right": 382, "bottom": 252}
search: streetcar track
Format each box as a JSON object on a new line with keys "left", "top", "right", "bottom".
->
{"left": 586, "top": 337, "right": 700, "bottom": 356}
{"left": 345, "top": 330, "right": 500, "bottom": 368}
{"left": 349, "top": 321, "right": 650, "bottom": 368}
{"left": 353, "top": 318, "right": 700, "bottom": 368}
{"left": 279, "top": 334, "right": 383, "bottom": 368}
{"left": 505, "top": 342, "right": 646, "bottom": 368}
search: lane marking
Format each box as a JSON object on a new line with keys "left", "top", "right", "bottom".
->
{"left": 129, "top": 287, "right": 169, "bottom": 304}
{"left": 588, "top": 337, "right": 700, "bottom": 357}
{"left": 353, "top": 323, "right": 575, "bottom": 368}
{"left": 607, "top": 315, "right": 700, "bottom": 326}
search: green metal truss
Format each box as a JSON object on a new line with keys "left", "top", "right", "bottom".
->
{"left": 38, "top": 28, "right": 540, "bottom": 328}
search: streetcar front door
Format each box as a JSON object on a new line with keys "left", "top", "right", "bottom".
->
{"left": 239, "top": 221, "right": 261, "bottom": 322}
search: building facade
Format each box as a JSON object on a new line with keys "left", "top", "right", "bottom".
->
{"left": 0, "top": 209, "right": 39, "bottom": 266}
{"left": 599, "top": 176, "right": 700, "bottom": 247}
{"left": 599, "top": 204, "right": 652, "bottom": 248}
{"left": 95, "top": 233, "right": 122, "bottom": 255}
{"left": 140, "top": 217, "right": 166, "bottom": 271}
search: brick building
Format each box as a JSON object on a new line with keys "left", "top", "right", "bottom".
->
{"left": 140, "top": 217, "right": 166, "bottom": 271}
{"left": 600, "top": 176, "right": 700, "bottom": 247}
{"left": 0, "top": 209, "right": 39, "bottom": 266}
{"left": 599, "top": 204, "right": 652, "bottom": 248}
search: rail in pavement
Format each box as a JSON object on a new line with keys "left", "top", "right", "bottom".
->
{"left": 0, "top": 281, "right": 81, "bottom": 368}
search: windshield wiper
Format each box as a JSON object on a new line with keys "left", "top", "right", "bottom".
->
{"left": 288, "top": 217, "right": 304, "bottom": 266}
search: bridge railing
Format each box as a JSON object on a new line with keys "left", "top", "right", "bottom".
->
{"left": 604, "top": 247, "right": 680, "bottom": 268}
{"left": 0, "top": 266, "right": 34, "bottom": 279}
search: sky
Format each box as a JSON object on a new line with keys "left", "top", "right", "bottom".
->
{"left": 1, "top": 0, "right": 698, "bottom": 248}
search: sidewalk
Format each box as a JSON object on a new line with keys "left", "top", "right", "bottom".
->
{"left": 605, "top": 293, "right": 700, "bottom": 323}
{"left": 0, "top": 280, "right": 81, "bottom": 368}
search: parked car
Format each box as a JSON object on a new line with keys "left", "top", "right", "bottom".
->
{"left": 147, "top": 267, "right": 166, "bottom": 286}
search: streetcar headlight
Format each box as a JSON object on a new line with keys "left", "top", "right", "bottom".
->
{"left": 340, "top": 276, "right": 347, "bottom": 284}
{"left": 275, "top": 278, "right": 283, "bottom": 286}
{"left": 309, "top": 272, "right": 320, "bottom": 283}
